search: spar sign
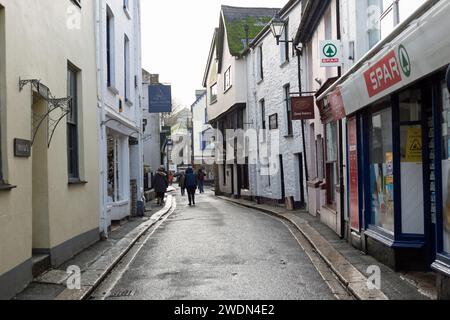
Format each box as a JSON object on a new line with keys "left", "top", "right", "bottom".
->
{"left": 320, "top": 40, "right": 342, "bottom": 67}
{"left": 364, "top": 45, "right": 411, "bottom": 98}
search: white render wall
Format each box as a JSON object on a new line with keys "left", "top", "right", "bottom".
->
{"left": 97, "top": 0, "right": 143, "bottom": 230}
{"left": 192, "top": 94, "right": 214, "bottom": 163}
{"left": 246, "top": 1, "right": 307, "bottom": 203}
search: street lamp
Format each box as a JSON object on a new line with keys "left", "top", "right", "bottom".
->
{"left": 270, "top": 13, "right": 286, "bottom": 45}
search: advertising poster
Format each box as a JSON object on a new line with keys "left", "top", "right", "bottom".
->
{"left": 348, "top": 117, "right": 359, "bottom": 231}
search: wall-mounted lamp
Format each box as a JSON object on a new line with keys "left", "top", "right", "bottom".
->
{"left": 315, "top": 78, "right": 323, "bottom": 86}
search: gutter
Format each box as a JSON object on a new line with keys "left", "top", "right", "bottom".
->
{"left": 316, "top": 0, "right": 439, "bottom": 102}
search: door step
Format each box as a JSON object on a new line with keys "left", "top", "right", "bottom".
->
{"left": 31, "top": 254, "right": 51, "bottom": 278}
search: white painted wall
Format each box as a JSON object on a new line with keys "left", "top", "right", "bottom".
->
{"left": 246, "top": 1, "right": 307, "bottom": 203}
{"left": 97, "top": 0, "right": 143, "bottom": 229}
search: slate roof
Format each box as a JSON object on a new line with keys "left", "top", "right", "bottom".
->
{"left": 221, "top": 5, "right": 280, "bottom": 56}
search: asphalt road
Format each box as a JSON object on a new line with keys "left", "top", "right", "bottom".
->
{"left": 93, "top": 190, "right": 335, "bottom": 300}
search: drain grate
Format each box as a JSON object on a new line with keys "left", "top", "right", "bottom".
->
{"left": 108, "top": 289, "right": 136, "bottom": 298}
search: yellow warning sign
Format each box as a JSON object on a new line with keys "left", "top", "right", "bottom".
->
{"left": 406, "top": 127, "right": 422, "bottom": 162}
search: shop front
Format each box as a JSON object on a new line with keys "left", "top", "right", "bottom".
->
{"left": 317, "top": 0, "right": 450, "bottom": 298}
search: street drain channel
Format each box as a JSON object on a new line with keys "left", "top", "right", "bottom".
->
{"left": 107, "top": 289, "right": 136, "bottom": 298}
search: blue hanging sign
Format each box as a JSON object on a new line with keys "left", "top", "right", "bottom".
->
{"left": 149, "top": 84, "right": 172, "bottom": 113}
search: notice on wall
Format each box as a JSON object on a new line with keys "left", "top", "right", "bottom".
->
{"left": 405, "top": 127, "right": 423, "bottom": 163}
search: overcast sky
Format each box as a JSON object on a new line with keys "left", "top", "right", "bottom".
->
{"left": 141, "top": 0, "right": 287, "bottom": 108}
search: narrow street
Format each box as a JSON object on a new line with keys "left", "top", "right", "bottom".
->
{"left": 91, "top": 190, "right": 336, "bottom": 300}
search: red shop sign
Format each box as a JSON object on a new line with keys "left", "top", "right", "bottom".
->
{"left": 364, "top": 50, "right": 402, "bottom": 98}
{"left": 348, "top": 116, "right": 360, "bottom": 231}
{"left": 291, "top": 96, "right": 315, "bottom": 120}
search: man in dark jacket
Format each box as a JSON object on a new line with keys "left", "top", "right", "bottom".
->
{"left": 152, "top": 167, "right": 169, "bottom": 206}
{"left": 178, "top": 171, "right": 187, "bottom": 196}
{"left": 197, "top": 169, "right": 205, "bottom": 194}
{"left": 185, "top": 168, "right": 198, "bottom": 206}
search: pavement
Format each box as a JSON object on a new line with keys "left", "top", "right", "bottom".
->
{"left": 219, "top": 196, "right": 436, "bottom": 300}
{"left": 13, "top": 193, "right": 176, "bottom": 300}
{"left": 90, "top": 189, "right": 340, "bottom": 300}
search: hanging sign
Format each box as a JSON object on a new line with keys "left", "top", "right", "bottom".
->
{"left": 320, "top": 40, "right": 342, "bottom": 67}
{"left": 291, "top": 96, "right": 315, "bottom": 120}
{"left": 149, "top": 84, "right": 172, "bottom": 113}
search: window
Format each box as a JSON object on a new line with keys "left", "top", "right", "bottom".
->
{"left": 71, "top": 0, "right": 82, "bottom": 8}
{"left": 210, "top": 83, "right": 217, "bottom": 104}
{"left": 256, "top": 45, "right": 263, "bottom": 81}
{"left": 372, "top": 0, "right": 427, "bottom": 42}
{"left": 325, "top": 122, "right": 338, "bottom": 205}
{"left": 284, "top": 84, "right": 293, "bottom": 135}
{"left": 67, "top": 64, "right": 80, "bottom": 180}
{"left": 124, "top": 34, "right": 130, "bottom": 102}
{"left": 369, "top": 104, "right": 394, "bottom": 233}
{"left": 224, "top": 67, "right": 231, "bottom": 92}
{"left": 106, "top": 7, "right": 115, "bottom": 87}
{"left": 280, "top": 21, "right": 289, "bottom": 64}
{"left": 107, "top": 132, "right": 123, "bottom": 202}
{"left": 441, "top": 80, "right": 450, "bottom": 254}
{"left": 260, "top": 99, "right": 266, "bottom": 130}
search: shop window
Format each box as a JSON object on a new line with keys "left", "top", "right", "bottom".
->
{"left": 441, "top": 80, "right": 450, "bottom": 254}
{"left": 369, "top": 105, "right": 395, "bottom": 233}
{"left": 107, "top": 133, "right": 124, "bottom": 203}
{"left": 67, "top": 64, "right": 80, "bottom": 180}
{"left": 399, "top": 89, "right": 424, "bottom": 235}
{"left": 325, "top": 123, "right": 338, "bottom": 205}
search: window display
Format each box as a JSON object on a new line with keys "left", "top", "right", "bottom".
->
{"left": 370, "top": 106, "right": 395, "bottom": 233}
{"left": 441, "top": 81, "right": 450, "bottom": 253}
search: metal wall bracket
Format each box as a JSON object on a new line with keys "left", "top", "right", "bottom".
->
{"left": 19, "top": 78, "right": 71, "bottom": 147}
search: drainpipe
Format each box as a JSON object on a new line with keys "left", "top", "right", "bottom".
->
{"left": 296, "top": 49, "right": 309, "bottom": 207}
{"left": 95, "top": 0, "right": 109, "bottom": 238}
{"left": 336, "top": 0, "right": 346, "bottom": 239}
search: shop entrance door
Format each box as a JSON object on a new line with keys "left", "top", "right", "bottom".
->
{"left": 399, "top": 84, "right": 436, "bottom": 266}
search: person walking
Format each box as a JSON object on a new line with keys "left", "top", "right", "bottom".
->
{"left": 152, "top": 166, "right": 169, "bottom": 206}
{"left": 197, "top": 169, "right": 205, "bottom": 194}
{"left": 178, "top": 171, "right": 187, "bottom": 196}
{"left": 185, "top": 168, "right": 198, "bottom": 206}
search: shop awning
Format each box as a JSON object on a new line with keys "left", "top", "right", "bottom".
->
{"left": 316, "top": 0, "right": 450, "bottom": 116}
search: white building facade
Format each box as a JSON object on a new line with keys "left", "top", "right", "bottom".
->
{"left": 245, "top": 0, "right": 307, "bottom": 207}
{"left": 96, "top": 0, "right": 143, "bottom": 234}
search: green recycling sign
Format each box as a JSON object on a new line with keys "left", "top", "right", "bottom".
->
{"left": 320, "top": 40, "right": 342, "bottom": 67}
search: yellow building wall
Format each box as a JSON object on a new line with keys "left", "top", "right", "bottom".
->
{"left": 0, "top": 0, "right": 100, "bottom": 281}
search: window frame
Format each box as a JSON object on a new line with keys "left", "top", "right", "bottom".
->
{"left": 210, "top": 83, "right": 218, "bottom": 104}
{"left": 67, "top": 63, "right": 80, "bottom": 181}
{"left": 224, "top": 66, "right": 232, "bottom": 92}
{"left": 124, "top": 34, "right": 131, "bottom": 103}
{"left": 284, "top": 84, "right": 293, "bottom": 136}
{"left": 256, "top": 45, "right": 264, "bottom": 82}
{"left": 106, "top": 6, "right": 115, "bottom": 88}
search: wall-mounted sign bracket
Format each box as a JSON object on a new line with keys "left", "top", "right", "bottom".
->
{"left": 19, "top": 78, "right": 71, "bottom": 148}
